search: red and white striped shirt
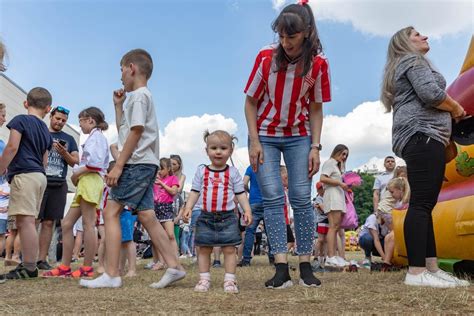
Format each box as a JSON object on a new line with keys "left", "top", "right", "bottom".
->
{"left": 191, "top": 165, "right": 245, "bottom": 212}
{"left": 244, "top": 44, "right": 331, "bottom": 137}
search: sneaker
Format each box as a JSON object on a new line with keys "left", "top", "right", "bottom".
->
{"left": 194, "top": 278, "right": 211, "bottom": 292}
{"left": 149, "top": 268, "right": 186, "bottom": 289}
{"left": 223, "top": 279, "right": 239, "bottom": 293}
{"left": 71, "top": 266, "right": 94, "bottom": 278}
{"left": 144, "top": 261, "right": 157, "bottom": 270}
{"left": 0, "top": 263, "right": 38, "bottom": 283}
{"left": 404, "top": 270, "right": 457, "bottom": 288}
{"left": 42, "top": 265, "right": 72, "bottom": 277}
{"left": 325, "top": 256, "right": 345, "bottom": 268}
{"left": 237, "top": 260, "right": 251, "bottom": 267}
{"left": 265, "top": 263, "right": 293, "bottom": 289}
{"left": 430, "top": 269, "right": 470, "bottom": 287}
{"left": 212, "top": 260, "right": 222, "bottom": 268}
{"left": 36, "top": 260, "right": 53, "bottom": 270}
{"left": 381, "top": 263, "right": 400, "bottom": 272}
{"left": 336, "top": 256, "right": 349, "bottom": 266}
{"left": 361, "top": 259, "right": 371, "bottom": 269}
{"left": 79, "top": 273, "right": 122, "bottom": 288}
{"left": 311, "top": 261, "right": 325, "bottom": 273}
{"left": 299, "top": 262, "right": 322, "bottom": 287}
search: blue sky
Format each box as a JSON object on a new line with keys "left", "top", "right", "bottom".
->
{"left": 1, "top": 0, "right": 472, "bottom": 184}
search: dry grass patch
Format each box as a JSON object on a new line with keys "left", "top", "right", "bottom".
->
{"left": 0, "top": 253, "right": 473, "bottom": 314}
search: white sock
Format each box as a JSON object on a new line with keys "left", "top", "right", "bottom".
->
{"left": 200, "top": 272, "right": 211, "bottom": 281}
{"left": 224, "top": 273, "right": 236, "bottom": 282}
{"left": 149, "top": 268, "right": 186, "bottom": 289}
{"left": 79, "top": 273, "right": 122, "bottom": 288}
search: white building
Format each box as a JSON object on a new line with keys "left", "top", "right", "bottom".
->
{"left": 0, "top": 73, "right": 80, "bottom": 191}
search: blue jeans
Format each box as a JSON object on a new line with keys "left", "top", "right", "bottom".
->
{"left": 242, "top": 203, "right": 264, "bottom": 262}
{"left": 180, "top": 227, "right": 192, "bottom": 254}
{"left": 254, "top": 135, "right": 314, "bottom": 255}
{"left": 359, "top": 233, "right": 384, "bottom": 258}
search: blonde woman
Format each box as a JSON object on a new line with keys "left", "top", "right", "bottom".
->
{"left": 381, "top": 26, "right": 469, "bottom": 288}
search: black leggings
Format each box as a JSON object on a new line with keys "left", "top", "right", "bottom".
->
{"left": 402, "top": 132, "right": 445, "bottom": 267}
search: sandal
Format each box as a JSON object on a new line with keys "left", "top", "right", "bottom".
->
{"left": 223, "top": 279, "right": 239, "bottom": 293}
{"left": 151, "top": 262, "right": 167, "bottom": 271}
{"left": 194, "top": 279, "right": 211, "bottom": 292}
{"left": 42, "top": 265, "right": 72, "bottom": 278}
{"left": 71, "top": 266, "right": 94, "bottom": 278}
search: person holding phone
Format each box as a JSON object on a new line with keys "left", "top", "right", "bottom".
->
{"left": 37, "top": 106, "right": 79, "bottom": 270}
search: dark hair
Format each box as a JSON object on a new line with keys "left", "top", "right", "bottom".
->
{"left": 78, "top": 106, "right": 108, "bottom": 131}
{"left": 203, "top": 130, "right": 237, "bottom": 148}
{"left": 27, "top": 87, "right": 52, "bottom": 110}
{"left": 159, "top": 157, "right": 172, "bottom": 176}
{"left": 384, "top": 156, "right": 395, "bottom": 162}
{"left": 330, "top": 144, "right": 349, "bottom": 171}
{"left": 272, "top": 3, "right": 323, "bottom": 77}
{"left": 121, "top": 49, "right": 153, "bottom": 80}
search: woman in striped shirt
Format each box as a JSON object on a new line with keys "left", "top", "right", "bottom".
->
{"left": 244, "top": 1, "right": 330, "bottom": 289}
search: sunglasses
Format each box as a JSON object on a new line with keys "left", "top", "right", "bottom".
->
{"left": 52, "top": 106, "right": 70, "bottom": 115}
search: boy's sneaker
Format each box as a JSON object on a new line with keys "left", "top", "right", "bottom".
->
{"left": 311, "top": 260, "right": 325, "bottom": 273}
{"left": 299, "top": 262, "right": 322, "bottom": 287}
{"left": 430, "top": 269, "right": 470, "bottom": 287}
{"left": 265, "top": 263, "right": 293, "bottom": 289}
{"left": 212, "top": 260, "right": 222, "bottom": 268}
{"left": 0, "top": 263, "right": 38, "bottom": 283}
{"left": 79, "top": 273, "right": 122, "bottom": 288}
{"left": 36, "top": 260, "right": 53, "bottom": 270}
{"left": 149, "top": 268, "right": 186, "bottom": 289}
{"left": 71, "top": 266, "right": 94, "bottom": 278}
{"left": 336, "top": 256, "right": 349, "bottom": 266}
{"left": 404, "top": 270, "right": 457, "bottom": 288}
{"left": 42, "top": 265, "right": 72, "bottom": 278}
{"left": 325, "top": 256, "right": 345, "bottom": 268}
{"left": 237, "top": 260, "right": 251, "bottom": 267}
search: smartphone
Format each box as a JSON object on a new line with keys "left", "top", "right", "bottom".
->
{"left": 58, "top": 140, "right": 67, "bottom": 146}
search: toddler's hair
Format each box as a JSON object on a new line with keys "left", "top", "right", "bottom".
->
{"left": 387, "top": 177, "right": 410, "bottom": 204}
{"left": 0, "top": 103, "right": 5, "bottom": 111}
{"left": 78, "top": 106, "right": 108, "bottom": 131}
{"left": 203, "top": 130, "right": 237, "bottom": 148}
{"left": 27, "top": 87, "right": 52, "bottom": 110}
{"left": 121, "top": 49, "right": 153, "bottom": 80}
{"left": 159, "top": 158, "right": 172, "bottom": 176}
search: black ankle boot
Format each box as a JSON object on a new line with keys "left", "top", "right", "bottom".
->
{"left": 299, "top": 262, "right": 321, "bottom": 287}
{"left": 265, "top": 263, "right": 293, "bottom": 289}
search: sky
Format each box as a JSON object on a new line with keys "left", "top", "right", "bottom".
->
{"left": 1, "top": 0, "right": 472, "bottom": 189}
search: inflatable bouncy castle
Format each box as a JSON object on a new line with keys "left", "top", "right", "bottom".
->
{"left": 392, "top": 37, "right": 474, "bottom": 270}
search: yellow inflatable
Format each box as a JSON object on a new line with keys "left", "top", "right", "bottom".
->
{"left": 392, "top": 38, "right": 474, "bottom": 266}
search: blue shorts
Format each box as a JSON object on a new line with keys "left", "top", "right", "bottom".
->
{"left": 0, "top": 219, "right": 7, "bottom": 234}
{"left": 194, "top": 211, "right": 241, "bottom": 247}
{"left": 120, "top": 210, "right": 137, "bottom": 243}
{"left": 109, "top": 164, "right": 157, "bottom": 213}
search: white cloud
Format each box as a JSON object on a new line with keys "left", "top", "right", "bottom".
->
{"left": 355, "top": 156, "right": 406, "bottom": 173}
{"left": 273, "top": 0, "right": 473, "bottom": 38}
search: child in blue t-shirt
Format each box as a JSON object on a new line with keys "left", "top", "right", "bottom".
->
{"left": 0, "top": 87, "right": 53, "bottom": 282}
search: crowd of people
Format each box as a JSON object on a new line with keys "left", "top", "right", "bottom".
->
{"left": 0, "top": 0, "right": 471, "bottom": 294}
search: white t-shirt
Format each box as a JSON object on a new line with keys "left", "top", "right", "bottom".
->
{"left": 118, "top": 87, "right": 160, "bottom": 166}
{"left": 359, "top": 214, "right": 389, "bottom": 238}
{"left": 373, "top": 171, "right": 394, "bottom": 195}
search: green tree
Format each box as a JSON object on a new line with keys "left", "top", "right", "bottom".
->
{"left": 351, "top": 172, "right": 375, "bottom": 226}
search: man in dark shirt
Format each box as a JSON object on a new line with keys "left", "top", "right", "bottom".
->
{"left": 37, "top": 106, "right": 79, "bottom": 270}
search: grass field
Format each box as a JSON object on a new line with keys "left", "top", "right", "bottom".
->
{"left": 1, "top": 253, "right": 473, "bottom": 314}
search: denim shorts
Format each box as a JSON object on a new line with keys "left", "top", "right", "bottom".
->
{"left": 0, "top": 219, "right": 7, "bottom": 234}
{"left": 154, "top": 202, "right": 174, "bottom": 222}
{"left": 109, "top": 164, "right": 157, "bottom": 213}
{"left": 120, "top": 210, "right": 137, "bottom": 243}
{"left": 194, "top": 211, "right": 242, "bottom": 247}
